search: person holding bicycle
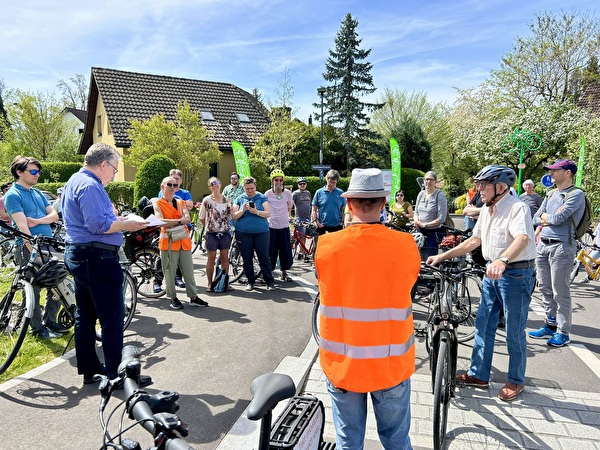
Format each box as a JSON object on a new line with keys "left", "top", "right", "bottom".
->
{"left": 427, "top": 165, "right": 536, "bottom": 402}
{"left": 292, "top": 177, "right": 312, "bottom": 260}
{"left": 62, "top": 144, "right": 151, "bottom": 385}
{"left": 315, "top": 168, "right": 420, "bottom": 449}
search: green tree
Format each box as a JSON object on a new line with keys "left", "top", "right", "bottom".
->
{"left": 133, "top": 154, "right": 176, "bottom": 205}
{"left": 0, "top": 90, "right": 80, "bottom": 164}
{"left": 490, "top": 10, "right": 600, "bottom": 108}
{"left": 125, "top": 100, "right": 222, "bottom": 188}
{"left": 320, "top": 12, "right": 383, "bottom": 173}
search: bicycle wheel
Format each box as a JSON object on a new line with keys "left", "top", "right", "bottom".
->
{"left": 0, "top": 237, "right": 17, "bottom": 270}
{"left": 95, "top": 268, "right": 137, "bottom": 340}
{"left": 131, "top": 247, "right": 165, "bottom": 298}
{"left": 291, "top": 237, "right": 300, "bottom": 260}
{"left": 453, "top": 274, "right": 481, "bottom": 343}
{"left": 311, "top": 294, "right": 321, "bottom": 345}
{"left": 569, "top": 260, "right": 582, "bottom": 284}
{"left": 0, "top": 281, "right": 33, "bottom": 374}
{"left": 191, "top": 224, "right": 205, "bottom": 254}
{"left": 229, "top": 242, "right": 261, "bottom": 283}
{"left": 432, "top": 334, "right": 453, "bottom": 450}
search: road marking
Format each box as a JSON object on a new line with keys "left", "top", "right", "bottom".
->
{"left": 569, "top": 343, "right": 600, "bottom": 378}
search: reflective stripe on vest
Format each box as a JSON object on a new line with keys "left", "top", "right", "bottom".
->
{"left": 320, "top": 304, "right": 413, "bottom": 322}
{"left": 320, "top": 334, "right": 415, "bottom": 359}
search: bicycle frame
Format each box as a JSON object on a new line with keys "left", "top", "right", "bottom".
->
{"left": 575, "top": 246, "right": 600, "bottom": 280}
{"left": 292, "top": 227, "right": 315, "bottom": 255}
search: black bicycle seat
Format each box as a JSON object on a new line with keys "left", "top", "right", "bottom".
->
{"left": 246, "top": 373, "right": 296, "bottom": 420}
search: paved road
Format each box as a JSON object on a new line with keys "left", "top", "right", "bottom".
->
{"left": 0, "top": 251, "right": 317, "bottom": 449}
{"left": 1, "top": 244, "right": 599, "bottom": 449}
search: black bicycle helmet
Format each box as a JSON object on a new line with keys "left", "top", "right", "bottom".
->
{"left": 473, "top": 165, "right": 516, "bottom": 187}
{"left": 31, "top": 258, "right": 70, "bottom": 288}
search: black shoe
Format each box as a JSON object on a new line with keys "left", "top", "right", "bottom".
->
{"left": 170, "top": 298, "right": 184, "bottom": 310}
{"left": 32, "top": 326, "right": 60, "bottom": 339}
{"left": 112, "top": 374, "right": 153, "bottom": 390}
{"left": 83, "top": 365, "right": 107, "bottom": 385}
{"left": 190, "top": 297, "right": 209, "bottom": 307}
{"left": 46, "top": 322, "right": 70, "bottom": 334}
{"left": 175, "top": 277, "right": 186, "bottom": 288}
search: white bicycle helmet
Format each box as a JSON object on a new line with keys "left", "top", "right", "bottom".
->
{"left": 412, "top": 232, "right": 426, "bottom": 249}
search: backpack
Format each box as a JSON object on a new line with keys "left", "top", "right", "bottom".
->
{"left": 549, "top": 187, "right": 591, "bottom": 240}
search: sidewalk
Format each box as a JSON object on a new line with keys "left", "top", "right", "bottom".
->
{"left": 303, "top": 355, "right": 600, "bottom": 450}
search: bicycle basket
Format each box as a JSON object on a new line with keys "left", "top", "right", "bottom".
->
{"left": 31, "top": 258, "right": 70, "bottom": 288}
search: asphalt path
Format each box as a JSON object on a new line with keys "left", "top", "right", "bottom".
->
{"left": 0, "top": 251, "right": 318, "bottom": 449}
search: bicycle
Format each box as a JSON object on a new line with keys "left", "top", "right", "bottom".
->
{"left": 569, "top": 237, "right": 600, "bottom": 284}
{"left": 0, "top": 222, "right": 137, "bottom": 375}
{"left": 228, "top": 231, "right": 262, "bottom": 284}
{"left": 98, "top": 346, "right": 326, "bottom": 450}
{"left": 0, "top": 231, "right": 16, "bottom": 269}
{"left": 290, "top": 218, "right": 318, "bottom": 263}
{"left": 189, "top": 221, "right": 206, "bottom": 254}
{"left": 122, "top": 226, "right": 166, "bottom": 298}
{"left": 420, "top": 261, "right": 465, "bottom": 450}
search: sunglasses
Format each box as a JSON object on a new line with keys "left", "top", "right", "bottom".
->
{"left": 26, "top": 169, "right": 42, "bottom": 176}
{"left": 273, "top": 178, "right": 284, "bottom": 182}
{"left": 298, "top": 182, "right": 307, "bottom": 185}
{"left": 397, "top": 193, "right": 404, "bottom": 196}
{"left": 166, "top": 183, "right": 179, "bottom": 188}
{"left": 210, "top": 181, "right": 221, "bottom": 186}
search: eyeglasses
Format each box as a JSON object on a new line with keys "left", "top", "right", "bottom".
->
{"left": 210, "top": 181, "right": 221, "bottom": 186}
{"left": 27, "top": 169, "right": 42, "bottom": 176}
{"left": 166, "top": 183, "right": 179, "bottom": 188}
{"left": 475, "top": 181, "right": 491, "bottom": 189}
{"left": 106, "top": 161, "right": 118, "bottom": 174}
{"left": 230, "top": 177, "right": 238, "bottom": 180}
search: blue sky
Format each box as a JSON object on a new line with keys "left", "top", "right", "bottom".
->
{"left": 1, "top": 1, "right": 598, "bottom": 122}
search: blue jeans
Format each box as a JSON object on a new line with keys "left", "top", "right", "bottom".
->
{"left": 235, "top": 230, "right": 274, "bottom": 286}
{"left": 326, "top": 378, "right": 412, "bottom": 450}
{"left": 468, "top": 267, "right": 535, "bottom": 385}
{"left": 65, "top": 245, "right": 124, "bottom": 379}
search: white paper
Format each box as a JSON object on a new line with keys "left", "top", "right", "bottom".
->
{"left": 126, "top": 213, "right": 165, "bottom": 227}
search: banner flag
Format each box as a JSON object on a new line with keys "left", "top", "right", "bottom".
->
{"left": 576, "top": 135, "right": 585, "bottom": 187}
{"left": 231, "top": 141, "right": 251, "bottom": 179}
{"left": 390, "top": 138, "right": 401, "bottom": 206}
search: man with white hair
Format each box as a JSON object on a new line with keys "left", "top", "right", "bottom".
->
{"left": 519, "top": 179, "right": 542, "bottom": 218}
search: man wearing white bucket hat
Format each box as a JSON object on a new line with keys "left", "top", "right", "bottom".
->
{"left": 315, "top": 168, "right": 420, "bottom": 449}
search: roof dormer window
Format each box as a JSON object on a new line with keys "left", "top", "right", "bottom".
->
{"left": 236, "top": 112, "right": 251, "bottom": 123}
{"left": 200, "top": 110, "right": 215, "bottom": 121}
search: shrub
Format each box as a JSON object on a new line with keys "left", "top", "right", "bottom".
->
{"left": 133, "top": 155, "right": 176, "bottom": 205}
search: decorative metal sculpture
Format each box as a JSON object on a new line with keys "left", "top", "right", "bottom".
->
{"left": 501, "top": 128, "right": 542, "bottom": 195}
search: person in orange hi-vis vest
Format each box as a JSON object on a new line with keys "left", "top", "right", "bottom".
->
{"left": 315, "top": 168, "right": 420, "bottom": 450}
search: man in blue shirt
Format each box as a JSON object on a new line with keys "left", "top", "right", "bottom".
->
{"left": 62, "top": 143, "right": 150, "bottom": 385}
{"left": 4, "top": 156, "right": 63, "bottom": 339}
{"left": 311, "top": 169, "right": 346, "bottom": 235}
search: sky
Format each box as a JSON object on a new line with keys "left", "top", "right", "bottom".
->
{"left": 1, "top": 0, "right": 598, "bottom": 122}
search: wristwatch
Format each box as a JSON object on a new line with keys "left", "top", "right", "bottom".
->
{"left": 499, "top": 257, "right": 509, "bottom": 265}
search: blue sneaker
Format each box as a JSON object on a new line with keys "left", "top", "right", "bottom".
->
{"left": 528, "top": 324, "right": 555, "bottom": 339}
{"left": 547, "top": 332, "right": 570, "bottom": 347}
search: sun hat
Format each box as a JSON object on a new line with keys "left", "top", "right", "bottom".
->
{"left": 341, "top": 168, "right": 391, "bottom": 198}
{"left": 543, "top": 159, "right": 577, "bottom": 174}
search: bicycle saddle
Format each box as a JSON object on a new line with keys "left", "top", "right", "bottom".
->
{"left": 246, "top": 373, "right": 296, "bottom": 420}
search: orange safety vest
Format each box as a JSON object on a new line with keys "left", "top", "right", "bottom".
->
{"left": 156, "top": 198, "right": 192, "bottom": 252}
{"left": 315, "top": 224, "right": 420, "bottom": 393}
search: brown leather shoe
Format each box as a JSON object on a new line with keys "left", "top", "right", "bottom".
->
{"left": 498, "top": 382, "right": 525, "bottom": 401}
{"left": 456, "top": 372, "right": 489, "bottom": 388}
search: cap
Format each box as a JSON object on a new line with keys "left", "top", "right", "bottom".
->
{"left": 543, "top": 159, "right": 577, "bottom": 174}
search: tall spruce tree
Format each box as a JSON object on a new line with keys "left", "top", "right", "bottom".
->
{"left": 320, "top": 13, "right": 382, "bottom": 173}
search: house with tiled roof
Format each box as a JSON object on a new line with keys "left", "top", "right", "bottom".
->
{"left": 79, "top": 67, "right": 269, "bottom": 197}
{"left": 577, "top": 81, "right": 600, "bottom": 117}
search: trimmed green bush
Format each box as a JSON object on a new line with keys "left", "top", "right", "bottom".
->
{"left": 133, "top": 155, "right": 176, "bottom": 205}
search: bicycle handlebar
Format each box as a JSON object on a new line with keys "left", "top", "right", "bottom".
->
{"left": 111, "top": 346, "right": 196, "bottom": 450}
{"left": 0, "top": 220, "right": 64, "bottom": 251}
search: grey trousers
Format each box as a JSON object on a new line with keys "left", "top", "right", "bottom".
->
{"left": 536, "top": 240, "right": 577, "bottom": 334}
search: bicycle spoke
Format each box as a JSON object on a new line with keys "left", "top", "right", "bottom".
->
{"left": 0, "top": 286, "right": 31, "bottom": 374}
